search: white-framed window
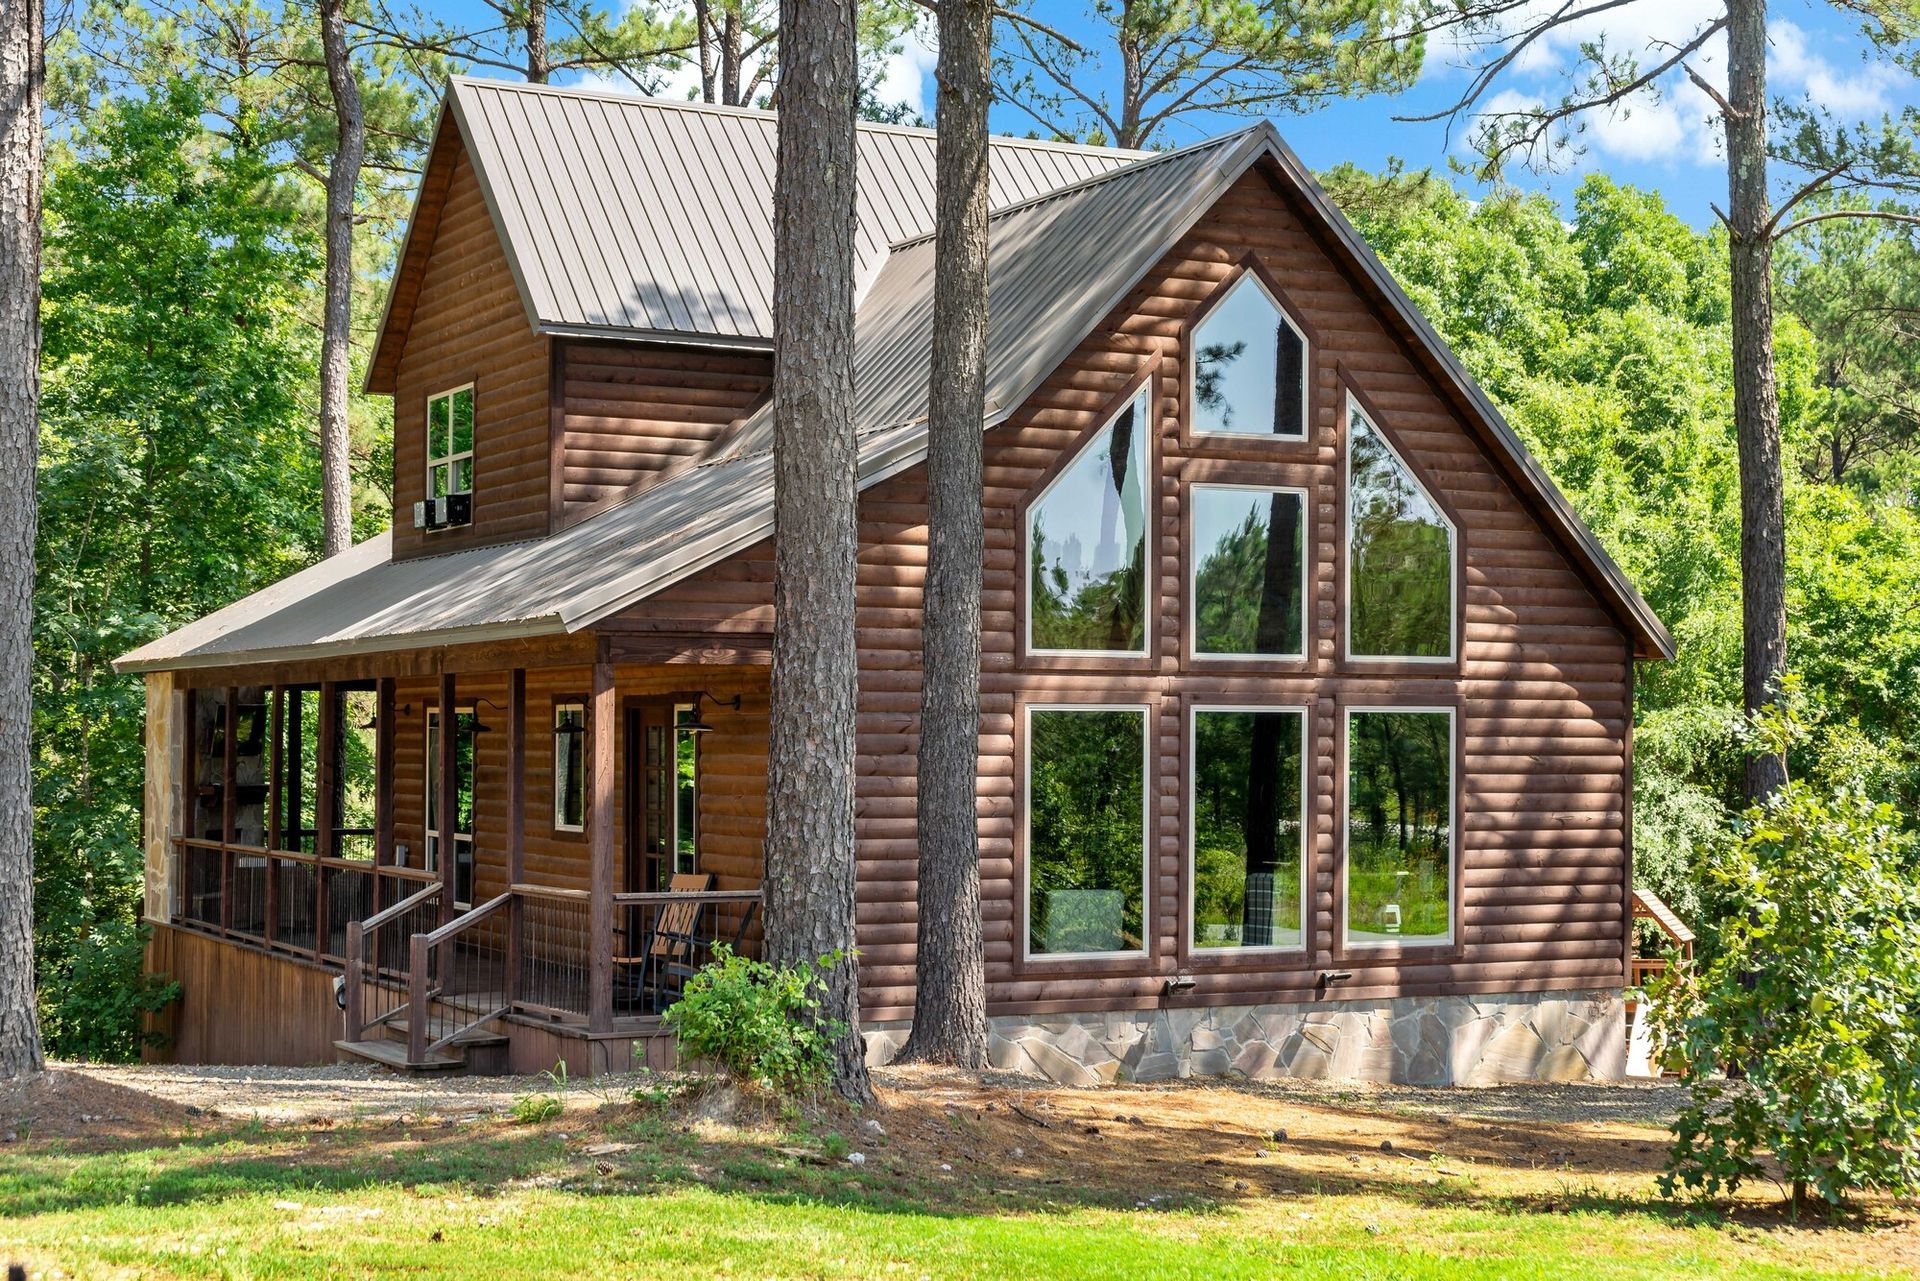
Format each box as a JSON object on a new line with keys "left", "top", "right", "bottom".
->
{"left": 673, "top": 703, "right": 700, "bottom": 876}
{"left": 552, "top": 700, "right": 586, "bottom": 832}
{"left": 424, "top": 705, "right": 477, "bottom": 907}
{"left": 1190, "top": 483, "right": 1308, "bottom": 659}
{"left": 1343, "top": 706, "right": 1454, "bottom": 948}
{"left": 1191, "top": 270, "right": 1308, "bottom": 440}
{"left": 1189, "top": 705, "right": 1308, "bottom": 953}
{"left": 1345, "top": 393, "right": 1456, "bottom": 661}
{"left": 1026, "top": 383, "right": 1151, "bottom": 657}
{"left": 1023, "top": 703, "right": 1150, "bottom": 959}
{"left": 427, "top": 384, "right": 475, "bottom": 499}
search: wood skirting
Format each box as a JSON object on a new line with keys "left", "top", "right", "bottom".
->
{"left": 145, "top": 922, "right": 345, "bottom": 1067}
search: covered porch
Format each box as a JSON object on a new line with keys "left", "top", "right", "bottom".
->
{"left": 156, "top": 647, "right": 769, "bottom": 1067}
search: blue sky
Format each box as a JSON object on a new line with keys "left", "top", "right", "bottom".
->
{"left": 526, "top": 1, "right": 1920, "bottom": 227}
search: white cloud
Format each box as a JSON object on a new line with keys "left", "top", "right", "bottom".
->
{"left": 868, "top": 17, "right": 938, "bottom": 121}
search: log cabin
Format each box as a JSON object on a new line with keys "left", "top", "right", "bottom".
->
{"left": 117, "top": 78, "right": 1673, "bottom": 1083}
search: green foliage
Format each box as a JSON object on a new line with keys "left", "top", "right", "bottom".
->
{"left": 1652, "top": 699, "right": 1920, "bottom": 1208}
{"left": 33, "top": 79, "right": 324, "bottom": 1059}
{"left": 663, "top": 946, "right": 846, "bottom": 1092}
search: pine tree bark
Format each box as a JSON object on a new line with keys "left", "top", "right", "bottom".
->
{"left": 897, "top": 0, "right": 992, "bottom": 1068}
{"left": 526, "top": 0, "right": 551, "bottom": 82}
{"left": 318, "top": 0, "right": 363, "bottom": 560}
{"left": 1725, "top": 0, "right": 1788, "bottom": 800}
{"left": 0, "top": 0, "right": 45, "bottom": 1079}
{"left": 765, "top": 0, "right": 871, "bottom": 1104}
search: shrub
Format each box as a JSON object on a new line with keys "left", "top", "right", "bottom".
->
{"left": 1652, "top": 699, "right": 1920, "bottom": 1209}
{"left": 663, "top": 946, "right": 844, "bottom": 1092}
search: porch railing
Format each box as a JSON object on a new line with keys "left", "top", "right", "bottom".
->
{"left": 171, "top": 836, "right": 436, "bottom": 964}
{"left": 342, "top": 881, "right": 442, "bottom": 1042}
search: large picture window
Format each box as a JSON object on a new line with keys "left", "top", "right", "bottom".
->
{"left": 1191, "top": 485, "right": 1306, "bottom": 658}
{"left": 1192, "top": 272, "right": 1307, "bottom": 439}
{"left": 1345, "top": 709, "right": 1453, "bottom": 947}
{"left": 553, "top": 701, "right": 585, "bottom": 832}
{"left": 1026, "top": 706, "right": 1148, "bottom": 957}
{"left": 1027, "top": 385, "right": 1150, "bottom": 654}
{"left": 427, "top": 385, "right": 475, "bottom": 499}
{"left": 1347, "top": 398, "right": 1455, "bottom": 659}
{"left": 1192, "top": 708, "right": 1305, "bottom": 951}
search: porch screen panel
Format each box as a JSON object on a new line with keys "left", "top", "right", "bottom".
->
{"left": 1027, "top": 707, "right": 1147, "bottom": 956}
{"left": 1193, "top": 709, "right": 1305, "bottom": 950}
{"left": 1345, "top": 710, "right": 1453, "bottom": 945}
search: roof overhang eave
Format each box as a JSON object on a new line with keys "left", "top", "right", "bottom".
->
{"left": 111, "top": 615, "right": 571, "bottom": 677}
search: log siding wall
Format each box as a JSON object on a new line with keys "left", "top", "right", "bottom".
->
{"left": 615, "top": 162, "right": 1634, "bottom": 1023}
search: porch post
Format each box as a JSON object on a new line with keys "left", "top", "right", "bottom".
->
{"left": 437, "top": 670, "right": 457, "bottom": 924}
{"left": 588, "top": 653, "right": 615, "bottom": 1034}
{"left": 505, "top": 667, "right": 526, "bottom": 1008}
{"left": 316, "top": 679, "right": 340, "bottom": 954}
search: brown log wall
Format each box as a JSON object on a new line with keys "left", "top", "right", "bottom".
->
{"left": 621, "top": 163, "right": 1635, "bottom": 1023}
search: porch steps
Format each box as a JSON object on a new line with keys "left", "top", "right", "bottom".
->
{"left": 334, "top": 1038, "right": 464, "bottom": 1071}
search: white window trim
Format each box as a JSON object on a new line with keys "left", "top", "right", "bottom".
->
{"left": 1023, "top": 384, "right": 1154, "bottom": 660}
{"left": 1020, "top": 701, "right": 1153, "bottom": 963}
{"left": 1188, "top": 482, "right": 1311, "bottom": 662}
{"left": 426, "top": 382, "right": 476, "bottom": 500}
{"left": 552, "top": 700, "right": 586, "bottom": 833}
{"left": 1189, "top": 269, "right": 1310, "bottom": 443}
{"left": 1339, "top": 704, "right": 1456, "bottom": 950}
{"left": 1186, "top": 703, "right": 1310, "bottom": 955}
{"left": 1342, "top": 391, "right": 1458, "bottom": 664}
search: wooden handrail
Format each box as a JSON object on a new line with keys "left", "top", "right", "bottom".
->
{"left": 359, "top": 881, "right": 442, "bottom": 932}
{"left": 612, "top": 889, "right": 763, "bottom": 905}
{"left": 420, "top": 892, "right": 512, "bottom": 948}
{"left": 510, "top": 882, "right": 590, "bottom": 902}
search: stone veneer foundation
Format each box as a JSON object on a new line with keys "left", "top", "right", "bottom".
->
{"left": 866, "top": 990, "right": 1626, "bottom": 1087}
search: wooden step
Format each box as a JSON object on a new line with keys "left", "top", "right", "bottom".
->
{"left": 334, "top": 1038, "right": 465, "bottom": 1071}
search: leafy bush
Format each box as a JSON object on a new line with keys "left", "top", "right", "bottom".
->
{"left": 663, "top": 946, "right": 844, "bottom": 1092}
{"left": 1652, "top": 700, "right": 1920, "bottom": 1209}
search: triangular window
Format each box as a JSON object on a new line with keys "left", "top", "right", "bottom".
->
{"left": 1192, "top": 272, "right": 1307, "bottom": 439}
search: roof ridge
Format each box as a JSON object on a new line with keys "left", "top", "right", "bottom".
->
{"left": 884, "top": 123, "right": 1270, "bottom": 252}
{"left": 448, "top": 75, "right": 1152, "bottom": 159}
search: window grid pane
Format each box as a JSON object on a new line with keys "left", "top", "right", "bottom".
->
{"left": 1028, "top": 708, "right": 1146, "bottom": 956}
{"left": 1028, "top": 388, "right": 1149, "bottom": 653}
{"left": 1345, "top": 710, "right": 1452, "bottom": 945}
{"left": 1193, "top": 710, "right": 1305, "bottom": 950}
{"left": 1192, "top": 487, "right": 1305, "bottom": 656}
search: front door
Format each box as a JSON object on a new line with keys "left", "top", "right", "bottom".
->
{"left": 624, "top": 701, "right": 677, "bottom": 894}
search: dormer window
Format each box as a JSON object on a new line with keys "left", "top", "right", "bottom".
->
{"left": 1192, "top": 271, "right": 1307, "bottom": 439}
{"left": 427, "top": 385, "right": 475, "bottom": 500}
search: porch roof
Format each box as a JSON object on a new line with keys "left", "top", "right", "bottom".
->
{"left": 119, "top": 112, "right": 1675, "bottom": 674}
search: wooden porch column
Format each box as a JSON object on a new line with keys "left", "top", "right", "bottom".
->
{"left": 505, "top": 668, "right": 526, "bottom": 1008}
{"left": 316, "top": 680, "right": 340, "bottom": 953}
{"left": 437, "top": 671, "right": 458, "bottom": 924}
{"left": 587, "top": 655, "right": 615, "bottom": 1034}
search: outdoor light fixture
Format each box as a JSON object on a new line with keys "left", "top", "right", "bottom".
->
{"left": 468, "top": 697, "right": 505, "bottom": 734}
{"left": 681, "top": 691, "right": 744, "bottom": 735}
{"left": 360, "top": 702, "right": 410, "bottom": 732}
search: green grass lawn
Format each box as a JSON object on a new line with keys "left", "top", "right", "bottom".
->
{"left": 2, "top": 1081, "right": 1910, "bottom": 1280}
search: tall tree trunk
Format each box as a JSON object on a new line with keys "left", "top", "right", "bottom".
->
{"left": 722, "top": 8, "right": 744, "bottom": 105}
{"left": 318, "top": 0, "right": 363, "bottom": 560}
{"left": 898, "top": 0, "right": 991, "bottom": 1068}
{"left": 526, "top": 0, "right": 550, "bottom": 82}
{"left": 0, "top": 0, "right": 44, "bottom": 1079}
{"left": 1725, "top": 0, "right": 1788, "bottom": 800}
{"left": 765, "top": 0, "right": 870, "bottom": 1104}
{"left": 695, "top": 0, "right": 718, "bottom": 100}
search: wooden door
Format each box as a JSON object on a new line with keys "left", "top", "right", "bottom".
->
{"left": 624, "top": 701, "right": 677, "bottom": 894}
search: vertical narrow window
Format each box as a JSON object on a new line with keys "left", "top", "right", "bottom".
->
{"left": 426, "top": 707, "right": 478, "bottom": 905}
{"left": 1191, "top": 485, "right": 1307, "bottom": 657}
{"left": 674, "top": 703, "right": 700, "bottom": 875}
{"left": 1192, "top": 708, "right": 1305, "bottom": 950}
{"left": 1026, "top": 706, "right": 1148, "bottom": 957}
{"left": 1027, "top": 385, "right": 1150, "bottom": 654}
{"left": 1192, "top": 272, "right": 1307, "bottom": 439}
{"left": 426, "top": 385, "right": 475, "bottom": 499}
{"left": 553, "top": 701, "right": 586, "bottom": 832}
{"left": 1345, "top": 709, "right": 1453, "bottom": 947}
{"left": 1347, "top": 399, "right": 1455, "bottom": 659}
